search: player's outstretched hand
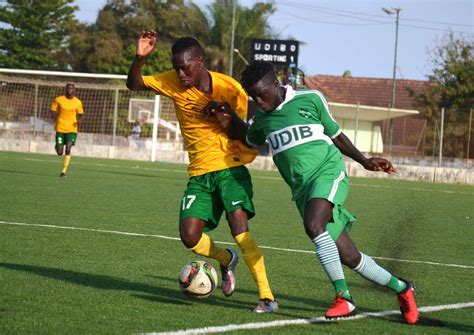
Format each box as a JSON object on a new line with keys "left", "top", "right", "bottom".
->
{"left": 363, "top": 157, "right": 397, "bottom": 174}
{"left": 136, "top": 30, "right": 157, "bottom": 58}
{"left": 203, "top": 101, "right": 232, "bottom": 129}
{"left": 203, "top": 101, "right": 222, "bottom": 117}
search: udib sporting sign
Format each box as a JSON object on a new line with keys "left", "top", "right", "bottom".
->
{"left": 250, "top": 39, "right": 299, "bottom": 68}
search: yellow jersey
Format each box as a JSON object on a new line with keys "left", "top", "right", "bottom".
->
{"left": 143, "top": 70, "right": 257, "bottom": 177}
{"left": 50, "top": 96, "right": 84, "bottom": 133}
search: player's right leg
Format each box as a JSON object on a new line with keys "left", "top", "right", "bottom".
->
{"left": 60, "top": 139, "right": 74, "bottom": 177}
{"left": 55, "top": 132, "right": 67, "bottom": 177}
{"left": 179, "top": 217, "right": 235, "bottom": 285}
{"left": 55, "top": 132, "right": 64, "bottom": 156}
{"left": 179, "top": 175, "right": 237, "bottom": 296}
{"left": 303, "top": 198, "right": 356, "bottom": 319}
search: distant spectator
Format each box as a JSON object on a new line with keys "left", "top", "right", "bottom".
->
{"left": 131, "top": 120, "right": 142, "bottom": 139}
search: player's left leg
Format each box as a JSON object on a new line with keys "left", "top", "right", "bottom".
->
{"left": 220, "top": 166, "right": 277, "bottom": 313}
{"left": 226, "top": 210, "right": 277, "bottom": 313}
{"left": 336, "top": 231, "right": 419, "bottom": 324}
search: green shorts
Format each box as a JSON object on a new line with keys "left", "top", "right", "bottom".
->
{"left": 295, "top": 170, "right": 356, "bottom": 241}
{"left": 55, "top": 132, "right": 77, "bottom": 147}
{"left": 179, "top": 166, "right": 255, "bottom": 231}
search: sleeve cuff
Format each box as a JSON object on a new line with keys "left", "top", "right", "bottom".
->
{"left": 245, "top": 135, "right": 259, "bottom": 148}
{"left": 330, "top": 129, "right": 342, "bottom": 139}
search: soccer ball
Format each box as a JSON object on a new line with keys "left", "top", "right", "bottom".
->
{"left": 178, "top": 260, "right": 218, "bottom": 299}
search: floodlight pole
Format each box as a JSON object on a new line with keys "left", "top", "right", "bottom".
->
{"left": 467, "top": 108, "right": 473, "bottom": 158}
{"left": 234, "top": 48, "right": 249, "bottom": 65}
{"left": 382, "top": 7, "right": 401, "bottom": 108}
{"left": 229, "top": 0, "right": 237, "bottom": 77}
{"left": 438, "top": 107, "right": 445, "bottom": 167}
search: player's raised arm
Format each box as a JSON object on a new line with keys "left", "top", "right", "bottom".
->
{"left": 332, "top": 132, "right": 396, "bottom": 174}
{"left": 126, "top": 30, "right": 157, "bottom": 91}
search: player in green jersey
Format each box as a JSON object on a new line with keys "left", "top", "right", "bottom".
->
{"left": 206, "top": 61, "right": 418, "bottom": 324}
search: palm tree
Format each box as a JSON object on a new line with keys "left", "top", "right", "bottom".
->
{"left": 205, "top": 0, "right": 276, "bottom": 77}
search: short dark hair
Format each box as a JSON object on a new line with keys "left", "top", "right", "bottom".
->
{"left": 171, "top": 37, "right": 205, "bottom": 58}
{"left": 241, "top": 61, "right": 276, "bottom": 90}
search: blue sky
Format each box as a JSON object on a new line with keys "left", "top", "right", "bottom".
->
{"left": 74, "top": 0, "right": 473, "bottom": 80}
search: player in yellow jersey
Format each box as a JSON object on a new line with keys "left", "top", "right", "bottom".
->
{"left": 50, "top": 83, "right": 84, "bottom": 178}
{"left": 127, "top": 31, "right": 277, "bottom": 312}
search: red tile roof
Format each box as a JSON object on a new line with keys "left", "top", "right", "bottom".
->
{"left": 304, "top": 75, "right": 434, "bottom": 110}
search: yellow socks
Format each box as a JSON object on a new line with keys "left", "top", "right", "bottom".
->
{"left": 190, "top": 233, "right": 231, "bottom": 265}
{"left": 234, "top": 231, "right": 274, "bottom": 301}
{"left": 190, "top": 232, "right": 275, "bottom": 301}
{"left": 62, "top": 155, "right": 71, "bottom": 174}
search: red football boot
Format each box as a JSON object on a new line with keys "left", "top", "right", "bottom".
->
{"left": 324, "top": 293, "right": 357, "bottom": 319}
{"left": 398, "top": 280, "right": 419, "bottom": 324}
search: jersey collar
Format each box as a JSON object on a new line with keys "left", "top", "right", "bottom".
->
{"left": 275, "top": 85, "right": 295, "bottom": 111}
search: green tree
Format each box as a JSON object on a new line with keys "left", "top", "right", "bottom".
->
{"left": 68, "top": 0, "right": 210, "bottom": 74}
{"left": 0, "top": 0, "right": 78, "bottom": 70}
{"left": 206, "top": 0, "right": 276, "bottom": 76}
{"left": 67, "top": 0, "right": 137, "bottom": 73}
{"left": 408, "top": 33, "right": 474, "bottom": 158}
{"left": 68, "top": 0, "right": 276, "bottom": 77}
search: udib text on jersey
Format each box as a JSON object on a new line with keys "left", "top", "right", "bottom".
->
{"left": 267, "top": 124, "right": 332, "bottom": 155}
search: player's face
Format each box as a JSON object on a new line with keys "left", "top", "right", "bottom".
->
{"left": 65, "top": 84, "right": 75, "bottom": 98}
{"left": 247, "top": 79, "right": 282, "bottom": 112}
{"left": 172, "top": 49, "right": 203, "bottom": 88}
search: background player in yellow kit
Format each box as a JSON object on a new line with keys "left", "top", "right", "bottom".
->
{"left": 126, "top": 31, "right": 277, "bottom": 313}
{"left": 50, "top": 83, "right": 84, "bottom": 178}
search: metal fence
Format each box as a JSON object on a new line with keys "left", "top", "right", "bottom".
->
{"left": 0, "top": 69, "right": 180, "bottom": 154}
{"left": 0, "top": 69, "right": 472, "bottom": 168}
{"left": 379, "top": 107, "right": 473, "bottom": 167}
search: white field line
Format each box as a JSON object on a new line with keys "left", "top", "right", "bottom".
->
{"left": 142, "top": 302, "right": 474, "bottom": 335}
{"left": 4, "top": 155, "right": 474, "bottom": 195}
{"left": 1, "top": 220, "right": 473, "bottom": 270}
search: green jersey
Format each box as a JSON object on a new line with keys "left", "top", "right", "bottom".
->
{"left": 247, "top": 86, "right": 345, "bottom": 200}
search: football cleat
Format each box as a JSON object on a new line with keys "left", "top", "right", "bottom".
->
{"left": 220, "top": 248, "right": 239, "bottom": 297}
{"left": 324, "top": 293, "right": 357, "bottom": 319}
{"left": 254, "top": 298, "right": 279, "bottom": 313}
{"left": 59, "top": 172, "right": 67, "bottom": 178}
{"left": 398, "top": 280, "right": 419, "bottom": 324}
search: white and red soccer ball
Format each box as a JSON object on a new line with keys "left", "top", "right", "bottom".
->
{"left": 178, "top": 260, "right": 218, "bottom": 299}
